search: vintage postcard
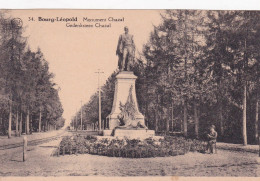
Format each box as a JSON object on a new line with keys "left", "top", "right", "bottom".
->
{"left": 0, "top": 6, "right": 260, "bottom": 180}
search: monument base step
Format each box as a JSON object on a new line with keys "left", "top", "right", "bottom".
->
{"left": 96, "top": 135, "right": 163, "bottom": 141}
{"left": 103, "top": 129, "right": 159, "bottom": 140}
{"left": 114, "top": 129, "right": 155, "bottom": 139}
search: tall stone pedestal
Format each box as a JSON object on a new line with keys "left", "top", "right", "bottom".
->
{"left": 106, "top": 71, "right": 145, "bottom": 130}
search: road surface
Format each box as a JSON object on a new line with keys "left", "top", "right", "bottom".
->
{"left": 0, "top": 136, "right": 259, "bottom": 176}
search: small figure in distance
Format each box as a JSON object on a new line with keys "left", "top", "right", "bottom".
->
{"left": 116, "top": 26, "right": 136, "bottom": 72}
{"left": 206, "top": 125, "right": 218, "bottom": 154}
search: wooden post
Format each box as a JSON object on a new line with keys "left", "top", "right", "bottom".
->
{"left": 23, "top": 136, "right": 27, "bottom": 162}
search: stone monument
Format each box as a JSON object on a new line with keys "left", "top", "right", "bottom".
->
{"left": 104, "top": 27, "right": 155, "bottom": 139}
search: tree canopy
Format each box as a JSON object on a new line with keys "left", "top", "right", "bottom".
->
{"left": 0, "top": 12, "right": 64, "bottom": 136}
{"left": 74, "top": 10, "right": 260, "bottom": 145}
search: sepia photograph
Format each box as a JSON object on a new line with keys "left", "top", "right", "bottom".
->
{"left": 0, "top": 3, "right": 260, "bottom": 179}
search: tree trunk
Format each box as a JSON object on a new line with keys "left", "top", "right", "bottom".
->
{"left": 46, "top": 121, "right": 48, "bottom": 131}
{"left": 183, "top": 100, "right": 188, "bottom": 137}
{"left": 166, "top": 110, "right": 170, "bottom": 133}
{"left": 242, "top": 36, "right": 248, "bottom": 146}
{"left": 171, "top": 101, "right": 174, "bottom": 132}
{"left": 194, "top": 103, "right": 199, "bottom": 138}
{"left": 218, "top": 79, "right": 224, "bottom": 137}
{"left": 155, "top": 95, "right": 159, "bottom": 132}
{"left": 19, "top": 112, "right": 22, "bottom": 136}
{"left": 26, "top": 109, "right": 30, "bottom": 135}
{"left": 39, "top": 108, "right": 42, "bottom": 132}
{"left": 30, "top": 116, "right": 33, "bottom": 133}
{"left": 242, "top": 84, "right": 247, "bottom": 146}
{"left": 8, "top": 101, "right": 12, "bottom": 138}
{"left": 145, "top": 103, "right": 149, "bottom": 129}
{"left": 255, "top": 92, "right": 259, "bottom": 142}
{"left": 24, "top": 112, "right": 26, "bottom": 133}
{"left": 219, "top": 103, "right": 224, "bottom": 136}
{"left": 15, "top": 110, "right": 19, "bottom": 136}
{"left": 155, "top": 110, "right": 158, "bottom": 132}
{"left": 259, "top": 135, "right": 260, "bottom": 157}
{"left": 0, "top": 117, "right": 2, "bottom": 135}
{"left": 76, "top": 113, "right": 78, "bottom": 131}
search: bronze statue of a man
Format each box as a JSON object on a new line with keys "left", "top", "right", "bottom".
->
{"left": 116, "top": 26, "right": 136, "bottom": 71}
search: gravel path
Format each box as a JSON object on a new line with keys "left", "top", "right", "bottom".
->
{"left": 0, "top": 138, "right": 259, "bottom": 177}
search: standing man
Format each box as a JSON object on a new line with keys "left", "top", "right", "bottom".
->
{"left": 206, "top": 125, "right": 218, "bottom": 154}
{"left": 116, "top": 26, "right": 136, "bottom": 71}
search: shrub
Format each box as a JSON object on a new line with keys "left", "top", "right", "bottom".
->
{"left": 58, "top": 135, "right": 205, "bottom": 158}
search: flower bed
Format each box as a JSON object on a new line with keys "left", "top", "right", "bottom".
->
{"left": 58, "top": 135, "right": 206, "bottom": 158}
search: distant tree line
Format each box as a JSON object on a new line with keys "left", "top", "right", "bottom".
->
{"left": 73, "top": 10, "right": 260, "bottom": 145}
{"left": 0, "top": 13, "right": 64, "bottom": 137}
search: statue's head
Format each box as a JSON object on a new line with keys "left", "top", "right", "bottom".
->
{"left": 124, "top": 26, "right": 129, "bottom": 34}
